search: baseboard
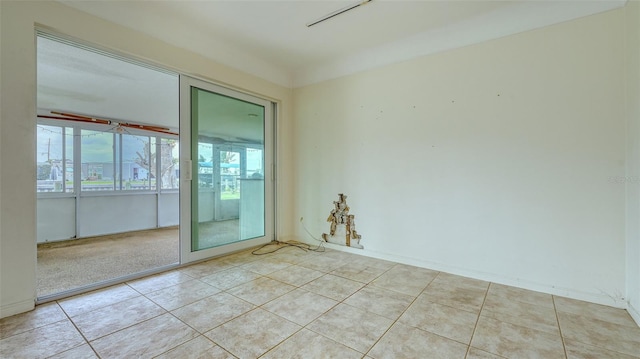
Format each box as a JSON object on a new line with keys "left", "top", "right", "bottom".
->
{"left": 628, "top": 302, "right": 640, "bottom": 327}
{"left": 294, "top": 236, "right": 627, "bottom": 309}
{"left": 1, "top": 299, "right": 35, "bottom": 319}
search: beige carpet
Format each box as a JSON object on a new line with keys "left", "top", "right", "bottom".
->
{"left": 37, "top": 220, "right": 240, "bottom": 297}
{"left": 197, "top": 219, "right": 242, "bottom": 249}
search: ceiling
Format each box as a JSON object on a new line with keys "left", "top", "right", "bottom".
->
{"left": 38, "top": 36, "right": 264, "bottom": 142}
{"left": 194, "top": 88, "right": 265, "bottom": 144}
{"left": 59, "top": 0, "right": 626, "bottom": 88}
{"left": 37, "top": 35, "right": 179, "bottom": 129}
{"left": 37, "top": 35, "right": 180, "bottom": 131}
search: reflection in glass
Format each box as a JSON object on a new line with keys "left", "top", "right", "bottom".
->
{"left": 161, "top": 138, "right": 179, "bottom": 190}
{"left": 81, "top": 130, "right": 114, "bottom": 191}
{"left": 191, "top": 87, "right": 265, "bottom": 251}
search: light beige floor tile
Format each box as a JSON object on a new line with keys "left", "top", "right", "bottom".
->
{"left": 422, "top": 279, "right": 487, "bottom": 313}
{"left": 155, "top": 335, "right": 235, "bottom": 359}
{"left": 431, "top": 272, "right": 489, "bottom": 291}
{"left": 322, "top": 249, "right": 359, "bottom": 261}
{"left": 297, "top": 252, "right": 352, "bottom": 272}
{"left": 261, "top": 328, "right": 362, "bottom": 359}
{"left": 240, "top": 257, "right": 293, "bottom": 275}
{"left": 47, "top": 344, "right": 98, "bottom": 359}
{"left": 179, "top": 258, "right": 237, "bottom": 278}
{"left": 370, "top": 263, "right": 438, "bottom": 296}
{"left": 368, "top": 322, "right": 468, "bottom": 359}
{"left": 557, "top": 311, "right": 640, "bottom": 357}
{"left": 301, "top": 273, "right": 365, "bottom": 301}
{"left": 145, "top": 279, "right": 220, "bottom": 311}
{"left": 336, "top": 253, "right": 396, "bottom": 272}
{"left": 71, "top": 295, "right": 165, "bottom": 340}
{"left": 0, "top": 302, "right": 67, "bottom": 339}
{"left": 91, "top": 313, "right": 198, "bottom": 359}
{"left": 471, "top": 315, "right": 565, "bottom": 359}
{"left": 481, "top": 292, "right": 559, "bottom": 335}
{"left": 466, "top": 347, "right": 507, "bottom": 359}
{"left": 16, "top": 244, "right": 640, "bottom": 359}
{"left": 554, "top": 296, "right": 638, "bottom": 327}
{"left": 200, "top": 267, "right": 262, "bottom": 290}
{"left": 262, "top": 288, "right": 338, "bottom": 326}
{"left": 344, "top": 285, "right": 414, "bottom": 320}
{"left": 398, "top": 294, "right": 478, "bottom": 344}
{"left": 171, "top": 292, "right": 255, "bottom": 333}
{"left": 57, "top": 284, "right": 140, "bottom": 317}
{"left": 307, "top": 303, "right": 393, "bottom": 353}
{"left": 348, "top": 255, "right": 396, "bottom": 270}
{"left": 205, "top": 308, "right": 301, "bottom": 359}
{"left": 265, "top": 244, "right": 321, "bottom": 264}
{"left": 266, "top": 264, "right": 325, "bottom": 287}
{"left": 488, "top": 283, "right": 554, "bottom": 309}
{"left": 227, "top": 277, "right": 295, "bottom": 305}
{"left": 221, "top": 249, "right": 264, "bottom": 265}
{"left": 0, "top": 320, "right": 85, "bottom": 359}
{"left": 127, "top": 270, "right": 193, "bottom": 294}
{"left": 565, "top": 338, "right": 640, "bottom": 359}
{"left": 330, "top": 261, "right": 388, "bottom": 283}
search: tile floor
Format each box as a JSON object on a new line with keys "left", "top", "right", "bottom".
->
{"left": 2, "top": 244, "right": 639, "bottom": 358}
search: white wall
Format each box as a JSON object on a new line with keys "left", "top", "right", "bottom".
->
{"left": 38, "top": 193, "right": 180, "bottom": 243}
{"left": 37, "top": 198, "right": 75, "bottom": 242}
{"left": 0, "top": 0, "right": 294, "bottom": 318}
{"left": 1, "top": 0, "right": 39, "bottom": 319}
{"left": 626, "top": 0, "right": 640, "bottom": 325}
{"left": 294, "top": 9, "right": 627, "bottom": 307}
{"left": 78, "top": 195, "right": 157, "bottom": 237}
{"left": 158, "top": 193, "right": 179, "bottom": 227}
{"left": 198, "top": 190, "right": 215, "bottom": 222}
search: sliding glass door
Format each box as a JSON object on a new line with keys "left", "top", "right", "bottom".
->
{"left": 36, "top": 32, "right": 180, "bottom": 300}
{"left": 180, "top": 76, "right": 273, "bottom": 262}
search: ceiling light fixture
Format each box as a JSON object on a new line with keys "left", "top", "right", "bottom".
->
{"left": 306, "top": 0, "right": 372, "bottom": 28}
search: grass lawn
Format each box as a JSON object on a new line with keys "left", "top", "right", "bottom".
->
{"left": 221, "top": 191, "right": 240, "bottom": 200}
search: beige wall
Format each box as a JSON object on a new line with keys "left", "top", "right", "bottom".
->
{"left": 0, "top": 1, "right": 294, "bottom": 318}
{"left": 2, "top": 0, "right": 637, "bottom": 322}
{"left": 293, "top": 8, "right": 627, "bottom": 307}
{"left": 626, "top": 0, "right": 640, "bottom": 324}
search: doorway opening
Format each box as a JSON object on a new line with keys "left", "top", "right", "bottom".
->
{"left": 36, "top": 32, "right": 180, "bottom": 299}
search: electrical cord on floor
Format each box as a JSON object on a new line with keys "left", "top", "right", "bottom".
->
{"left": 251, "top": 217, "right": 326, "bottom": 255}
{"left": 250, "top": 240, "right": 318, "bottom": 255}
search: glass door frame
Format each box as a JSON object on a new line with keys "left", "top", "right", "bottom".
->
{"left": 179, "top": 75, "right": 274, "bottom": 264}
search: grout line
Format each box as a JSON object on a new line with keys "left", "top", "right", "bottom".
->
{"left": 464, "top": 281, "right": 491, "bottom": 359}
{"left": 360, "top": 267, "right": 447, "bottom": 354}
{"left": 55, "top": 300, "right": 102, "bottom": 358}
{"left": 16, "top": 247, "right": 599, "bottom": 358}
{"left": 552, "top": 295, "right": 570, "bottom": 359}
{"left": 361, "top": 272, "right": 439, "bottom": 358}
{"left": 193, "top": 258, "right": 325, "bottom": 357}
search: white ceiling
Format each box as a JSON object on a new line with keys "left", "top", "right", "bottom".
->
{"left": 59, "top": 0, "right": 625, "bottom": 88}
{"left": 38, "top": 36, "right": 263, "bottom": 141}
{"left": 37, "top": 36, "right": 179, "bottom": 129}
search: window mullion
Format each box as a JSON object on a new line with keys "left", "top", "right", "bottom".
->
{"left": 115, "top": 133, "right": 119, "bottom": 191}
{"left": 155, "top": 136, "right": 161, "bottom": 192}
{"left": 61, "top": 127, "right": 66, "bottom": 192}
